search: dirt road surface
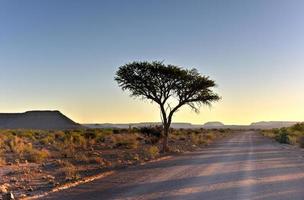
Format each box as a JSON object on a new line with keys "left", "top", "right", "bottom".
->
{"left": 41, "top": 131, "right": 304, "bottom": 200}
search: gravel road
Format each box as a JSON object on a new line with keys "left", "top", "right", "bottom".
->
{"left": 42, "top": 131, "right": 304, "bottom": 200}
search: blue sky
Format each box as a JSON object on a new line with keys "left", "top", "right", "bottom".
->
{"left": 1, "top": 0, "right": 304, "bottom": 124}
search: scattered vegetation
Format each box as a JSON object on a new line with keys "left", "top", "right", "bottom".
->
{"left": 0, "top": 127, "right": 232, "bottom": 198}
{"left": 261, "top": 123, "right": 304, "bottom": 147}
{"left": 0, "top": 128, "right": 232, "bottom": 165}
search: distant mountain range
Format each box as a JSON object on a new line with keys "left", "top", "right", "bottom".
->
{"left": 84, "top": 122, "right": 196, "bottom": 129}
{"left": 84, "top": 121, "right": 301, "bottom": 130}
{"left": 0, "top": 110, "right": 301, "bottom": 130}
{"left": 0, "top": 111, "right": 82, "bottom": 130}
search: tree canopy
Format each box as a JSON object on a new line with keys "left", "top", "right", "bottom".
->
{"left": 115, "top": 61, "right": 220, "bottom": 151}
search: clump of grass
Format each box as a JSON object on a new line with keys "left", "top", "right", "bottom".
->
{"left": 112, "top": 134, "right": 139, "bottom": 149}
{"left": 58, "top": 160, "right": 78, "bottom": 180}
{"left": 190, "top": 133, "right": 208, "bottom": 145}
{"left": 205, "top": 133, "right": 216, "bottom": 141}
{"left": 40, "top": 135, "right": 56, "bottom": 145}
{"left": 0, "top": 150, "right": 6, "bottom": 166}
{"left": 74, "top": 152, "right": 89, "bottom": 163}
{"left": 190, "top": 133, "right": 200, "bottom": 145}
{"left": 26, "top": 148, "right": 49, "bottom": 163}
{"left": 8, "top": 136, "right": 32, "bottom": 155}
{"left": 56, "top": 141, "right": 76, "bottom": 158}
{"left": 261, "top": 129, "right": 276, "bottom": 138}
{"left": 89, "top": 156, "right": 104, "bottom": 165}
{"left": 0, "top": 157, "right": 6, "bottom": 166}
{"left": 18, "top": 130, "right": 36, "bottom": 140}
{"left": 145, "top": 146, "right": 159, "bottom": 159}
{"left": 288, "top": 135, "right": 298, "bottom": 145}
{"left": 190, "top": 132, "right": 217, "bottom": 145}
{"left": 298, "top": 136, "right": 304, "bottom": 148}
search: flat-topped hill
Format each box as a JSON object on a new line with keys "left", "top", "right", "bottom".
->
{"left": 0, "top": 110, "right": 82, "bottom": 130}
{"left": 203, "top": 121, "right": 225, "bottom": 127}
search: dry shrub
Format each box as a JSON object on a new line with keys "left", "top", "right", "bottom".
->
{"left": 298, "top": 136, "right": 304, "bottom": 148}
{"left": 74, "top": 152, "right": 89, "bottom": 163}
{"left": 112, "top": 134, "right": 139, "bottom": 149}
{"left": 26, "top": 148, "right": 49, "bottom": 163}
{"left": 261, "top": 130, "right": 276, "bottom": 138}
{"left": 190, "top": 133, "right": 201, "bottom": 145}
{"left": 56, "top": 142, "right": 76, "bottom": 158}
{"left": 0, "top": 150, "right": 6, "bottom": 166}
{"left": 288, "top": 135, "right": 298, "bottom": 145}
{"left": 9, "top": 136, "right": 32, "bottom": 155}
{"left": 0, "top": 137, "right": 5, "bottom": 149}
{"left": 145, "top": 146, "right": 159, "bottom": 159}
{"left": 123, "top": 152, "right": 140, "bottom": 163}
{"left": 58, "top": 160, "right": 78, "bottom": 179}
{"left": 40, "top": 135, "right": 55, "bottom": 145}
{"left": 191, "top": 133, "right": 210, "bottom": 145}
{"left": 0, "top": 157, "right": 5, "bottom": 166}
{"left": 72, "top": 133, "right": 88, "bottom": 149}
{"left": 89, "top": 156, "right": 104, "bottom": 164}
{"left": 205, "top": 133, "right": 216, "bottom": 140}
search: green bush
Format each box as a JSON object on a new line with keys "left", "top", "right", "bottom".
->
{"left": 140, "top": 126, "right": 162, "bottom": 139}
{"left": 275, "top": 128, "right": 289, "bottom": 144}
{"left": 291, "top": 123, "right": 304, "bottom": 132}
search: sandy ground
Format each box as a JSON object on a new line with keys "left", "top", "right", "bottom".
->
{"left": 41, "top": 131, "right": 304, "bottom": 200}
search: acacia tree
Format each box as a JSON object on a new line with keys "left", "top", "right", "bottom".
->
{"left": 115, "top": 61, "right": 220, "bottom": 152}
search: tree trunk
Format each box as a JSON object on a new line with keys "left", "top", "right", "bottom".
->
{"left": 162, "top": 125, "right": 169, "bottom": 152}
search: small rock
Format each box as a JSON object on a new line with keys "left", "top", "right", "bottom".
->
{"left": 65, "top": 177, "right": 73, "bottom": 182}
{"left": 19, "top": 194, "right": 27, "bottom": 198}
{"left": 27, "top": 186, "right": 33, "bottom": 192}
{"left": 47, "top": 175, "right": 55, "bottom": 180}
